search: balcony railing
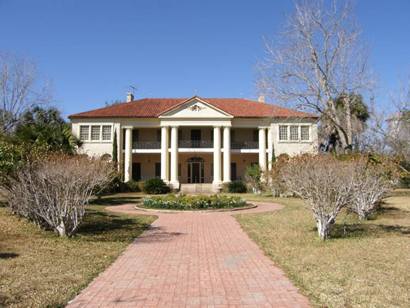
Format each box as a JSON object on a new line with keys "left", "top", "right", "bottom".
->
{"left": 231, "top": 141, "right": 258, "bottom": 149}
{"left": 178, "top": 140, "right": 213, "bottom": 148}
{"left": 132, "top": 141, "right": 161, "bottom": 149}
{"left": 131, "top": 140, "right": 259, "bottom": 149}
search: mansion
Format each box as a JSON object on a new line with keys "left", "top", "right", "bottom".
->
{"left": 69, "top": 95, "right": 318, "bottom": 192}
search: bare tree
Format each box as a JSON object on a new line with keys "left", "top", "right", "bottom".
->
{"left": 0, "top": 53, "right": 51, "bottom": 134}
{"left": 279, "top": 155, "right": 355, "bottom": 240}
{"left": 258, "top": 0, "right": 373, "bottom": 152}
{"left": 364, "top": 78, "right": 410, "bottom": 165}
{"left": 6, "top": 154, "right": 115, "bottom": 237}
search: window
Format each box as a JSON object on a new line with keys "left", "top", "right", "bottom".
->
{"left": 79, "top": 125, "right": 89, "bottom": 141}
{"left": 132, "top": 163, "right": 141, "bottom": 181}
{"left": 231, "top": 163, "right": 237, "bottom": 181}
{"left": 156, "top": 129, "right": 161, "bottom": 142}
{"left": 132, "top": 129, "right": 139, "bottom": 143}
{"left": 301, "top": 126, "right": 310, "bottom": 141}
{"left": 155, "top": 163, "right": 161, "bottom": 178}
{"left": 279, "top": 125, "right": 288, "bottom": 141}
{"left": 231, "top": 130, "right": 236, "bottom": 142}
{"left": 102, "top": 125, "right": 112, "bottom": 140}
{"left": 252, "top": 129, "right": 258, "bottom": 142}
{"left": 290, "top": 125, "right": 299, "bottom": 141}
{"left": 91, "top": 125, "right": 100, "bottom": 141}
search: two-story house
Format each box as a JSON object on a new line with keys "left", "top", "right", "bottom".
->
{"left": 69, "top": 95, "right": 318, "bottom": 192}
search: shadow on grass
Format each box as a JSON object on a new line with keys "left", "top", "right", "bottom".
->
{"left": 331, "top": 222, "right": 410, "bottom": 239}
{"left": 90, "top": 195, "right": 144, "bottom": 206}
{"left": 76, "top": 209, "right": 152, "bottom": 242}
{"left": 0, "top": 252, "right": 18, "bottom": 259}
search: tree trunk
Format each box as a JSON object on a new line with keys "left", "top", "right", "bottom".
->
{"left": 317, "top": 219, "right": 331, "bottom": 240}
{"left": 56, "top": 221, "right": 67, "bottom": 237}
{"left": 344, "top": 96, "right": 353, "bottom": 150}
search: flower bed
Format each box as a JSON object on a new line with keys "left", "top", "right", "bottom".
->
{"left": 141, "top": 194, "right": 247, "bottom": 210}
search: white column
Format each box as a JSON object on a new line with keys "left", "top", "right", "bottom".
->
{"left": 223, "top": 126, "right": 231, "bottom": 183}
{"left": 267, "top": 126, "right": 274, "bottom": 171}
{"left": 124, "top": 127, "right": 132, "bottom": 182}
{"left": 258, "top": 127, "right": 267, "bottom": 172}
{"left": 213, "top": 126, "right": 222, "bottom": 186}
{"left": 170, "top": 126, "right": 179, "bottom": 188}
{"left": 160, "top": 126, "right": 169, "bottom": 182}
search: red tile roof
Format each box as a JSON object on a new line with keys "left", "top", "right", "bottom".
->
{"left": 69, "top": 97, "right": 318, "bottom": 119}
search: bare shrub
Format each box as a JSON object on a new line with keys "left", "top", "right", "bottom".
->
{"left": 350, "top": 157, "right": 397, "bottom": 219}
{"left": 280, "top": 155, "right": 355, "bottom": 240}
{"left": 266, "top": 154, "right": 290, "bottom": 197}
{"left": 6, "top": 154, "right": 115, "bottom": 237}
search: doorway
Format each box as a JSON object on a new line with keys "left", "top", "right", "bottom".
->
{"left": 187, "top": 157, "right": 204, "bottom": 183}
{"left": 190, "top": 129, "right": 201, "bottom": 148}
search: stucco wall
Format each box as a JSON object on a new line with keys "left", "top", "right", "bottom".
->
{"left": 131, "top": 153, "right": 161, "bottom": 180}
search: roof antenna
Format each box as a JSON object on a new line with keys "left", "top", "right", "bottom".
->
{"left": 126, "top": 85, "right": 138, "bottom": 102}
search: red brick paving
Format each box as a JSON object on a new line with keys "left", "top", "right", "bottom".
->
{"left": 67, "top": 202, "right": 310, "bottom": 307}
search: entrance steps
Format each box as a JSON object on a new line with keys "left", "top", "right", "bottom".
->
{"left": 180, "top": 184, "right": 216, "bottom": 194}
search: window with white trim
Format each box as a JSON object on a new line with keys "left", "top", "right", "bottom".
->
{"left": 279, "top": 125, "right": 288, "bottom": 141}
{"left": 102, "top": 125, "right": 112, "bottom": 140}
{"left": 91, "top": 125, "right": 101, "bottom": 141}
{"left": 290, "top": 125, "right": 299, "bottom": 141}
{"left": 301, "top": 125, "right": 310, "bottom": 141}
{"left": 79, "top": 125, "right": 90, "bottom": 141}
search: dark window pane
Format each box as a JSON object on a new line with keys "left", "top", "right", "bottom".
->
{"left": 155, "top": 162, "right": 161, "bottom": 178}
{"left": 132, "top": 163, "right": 141, "bottom": 181}
{"left": 231, "top": 163, "right": 237, "bottom": 181}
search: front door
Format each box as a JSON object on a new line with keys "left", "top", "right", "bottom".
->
{"left": 187, "top": 157, "right": 204, "bottom": 183}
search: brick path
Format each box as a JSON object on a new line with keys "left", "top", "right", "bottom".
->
{"left": 67, "top": 202, "right": 310, "bottom": 307}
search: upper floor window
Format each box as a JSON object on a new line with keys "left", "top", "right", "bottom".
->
{"left": 301, "top": 125, "right": 310, "bottom": 141}
{"left": 252, "top": 129, "right": 258, "bottom": 142}
{"left": 156, "top": 129, "right": 161, "bottom": 142}
{"left": 102, "top": 125, "right": 112, "bottom": 140}
{"left": 290, "top": 125, "right": 299, "bottom": 141}
{"left": 279, "top": 125, "right": 311, "bottom": 142}
{"left": 79, "top": 125, "right": 89, "bottom": 141}
{"left": 79, "top": 124, "right": 112, "bottom": 141}
{"left": 279, "top": 125, "right": 288, "bottom": 141}
{"left": 91, "top": 125, "right": 101, "bottom": 141}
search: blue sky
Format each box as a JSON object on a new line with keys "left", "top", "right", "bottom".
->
{"left": 1, "top": 0, "right": 409, "bottom": 117}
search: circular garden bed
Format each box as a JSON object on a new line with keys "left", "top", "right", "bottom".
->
{"left": 139, "top": 194, "right": 250, "bottom": 211}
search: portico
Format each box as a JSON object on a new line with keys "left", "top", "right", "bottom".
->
{"left": 122, "top": 123, "right": 271, "bottom": 191}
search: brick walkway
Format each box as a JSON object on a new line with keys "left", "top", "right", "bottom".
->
{"left": 67, "top": 202, "right": 310, "bottom": 307}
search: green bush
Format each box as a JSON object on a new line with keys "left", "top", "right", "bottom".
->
{"left": 228, "top": 181, "right": 247, "bottom": 193}
{"left": 142, "top": 194, "right": 246, "bottom": 210}
{"left": 143, "top": 178, "right": 170, "bottom": 194}
{"left": 125, "top": 180, "right": 142, "bottom": 192}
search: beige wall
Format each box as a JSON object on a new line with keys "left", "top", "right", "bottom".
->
{"left": 178, "top": 127, "right": 213, "bottom": 141}
{"left": 131, "top": 153, "right": 161, "bottom": 180}
{"left": 135, "top": 128, "right": 160, "bottom": 141}
{"left": 231, "top": 128, "right": 258, "bottom": 143}
{"left": 230, "top": 153, "right": 259, "bottom": 181}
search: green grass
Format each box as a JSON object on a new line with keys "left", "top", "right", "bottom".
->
{"left": 236, "top": 190, "right": 410, "bottom": 307}
{"left": 0, "top": 203, "right": 155, "bottom": 308}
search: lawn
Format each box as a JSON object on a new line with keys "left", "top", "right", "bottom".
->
{"left": 236, "top": 190, "right": 410, "bottom": 307}
{"left": 0, "top": 202, "right": 155, "bottom": 307}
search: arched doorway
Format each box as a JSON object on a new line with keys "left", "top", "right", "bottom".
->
{"left": 187, "top": 157, "right": 204, "bottom": 183}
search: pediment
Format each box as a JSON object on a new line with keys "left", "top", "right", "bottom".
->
{"left": 159, "top": 97, "right": 232, "bottom": 119}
